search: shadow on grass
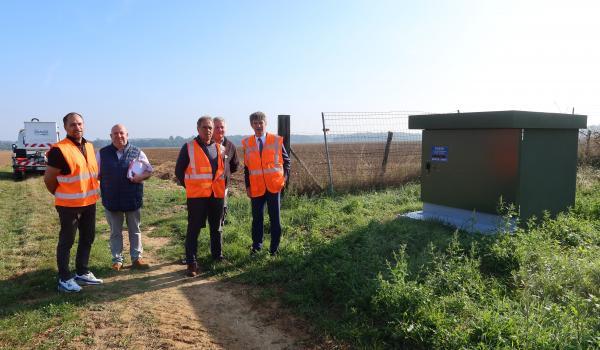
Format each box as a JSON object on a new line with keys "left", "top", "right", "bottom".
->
{"left": 0, "top": 215, "right": 505, "bottom": 348}
{"left": 0, "top": 259, "right": 307, "bottom": 349}
{"left": 0, "top": 262, "right": 197, "bottom": 319}
{"left": 0, "top": 170, "right": 46, "bottom": 182}
{"left": 224, "top": 215, "right": 505, "bottom": 346}
{"left": 0, "top": 170, "right": 16, "bottom": 181}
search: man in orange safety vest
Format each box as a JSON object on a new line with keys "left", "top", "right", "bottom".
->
{"left": 175, "top": 116, "right": 226, "bottom": 277}
{"left": 44, "top": 112, "right": 104, "bottom": 293}
{"left": 242, "top": 111, "right": 291, "bottom": 256}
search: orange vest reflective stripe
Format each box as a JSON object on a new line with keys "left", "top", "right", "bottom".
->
{"left": 53, "top": 138, "right": 100, "bottom": 207}
{"left": 184, "top": 141, "right": 225, "bottom": 198}
{"left": 242, "top": 133, "right": 285, "bottom": 197}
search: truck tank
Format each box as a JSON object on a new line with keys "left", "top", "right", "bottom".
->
{"left": 12, "top": 118, "right": 60, "bottom": 180}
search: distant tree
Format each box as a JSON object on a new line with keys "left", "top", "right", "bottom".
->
{"left": 0, "top": 133, "right": 327, "bottom": 150}
{"left": 0, "top": 141, "right": 15, "bottom": 150}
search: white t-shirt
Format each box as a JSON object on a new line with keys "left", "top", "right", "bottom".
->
{"left": 96, "top": 147, "right": 153, "bottom": 177}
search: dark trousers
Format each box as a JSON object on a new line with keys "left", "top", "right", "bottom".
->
{"left": 56, "top": 204, "right": 96, "bottom": 281}
{"left": 186, "top": 196, "right": 224, "bottom": 263}
{"left": 251, "top": 191, "right": 281, "bottom": 253}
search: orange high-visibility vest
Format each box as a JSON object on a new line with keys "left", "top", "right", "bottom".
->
{"left": 242, "top": 133, "right": 285, "bottom": 197}
{"left": 184, "top": 141, "right": 225, "bottom": 198}
{"left": 53, "top": 138, "right": 100, "bottom": 207}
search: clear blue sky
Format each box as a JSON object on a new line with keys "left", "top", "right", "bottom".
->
{"left": 1, "top": 0, "right": 599, "bottom": 141}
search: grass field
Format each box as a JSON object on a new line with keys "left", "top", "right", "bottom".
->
{"left": 1, "top": 164, "right": 599, "bottom": 349}
{"left": 0, "top": 169, "right": 102, "bottom": 348}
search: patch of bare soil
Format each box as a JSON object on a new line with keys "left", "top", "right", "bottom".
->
{"left": 151, "top": 161, "right": 246, "bottom": 195}
{"left": 69, "top": 235, "right": 314, "bottom": 350}
{"left": 152, "top": 161, "right": 178, "bottom": 182}
{"left": 0, "top": 150, "right": 11, "bottom": 167}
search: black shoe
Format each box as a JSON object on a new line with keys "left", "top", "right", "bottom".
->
{"left": 213, "top": 255, "right": 227, "bottom": 262}
{"left": 250, "top": 248, "right": 260, "bottom": 256}
{"left": 270, "top": 251, "right": 278, "bottom": 257}
{"left": 186, "top": 263, "right": 199, "bottom": 277}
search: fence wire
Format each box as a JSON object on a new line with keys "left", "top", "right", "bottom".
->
{"left": 288, "top": 111, "right": 425, "bottom": 193}
{"left": 287, "top": 112, "right": 600, "bottom": 194}
{"left": 579, "top": 127, "right": 600, "bottom": 165}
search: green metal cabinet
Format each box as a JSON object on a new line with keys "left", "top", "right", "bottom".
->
{"left": 409, "top": 111, "right": 587, "bottom": 221}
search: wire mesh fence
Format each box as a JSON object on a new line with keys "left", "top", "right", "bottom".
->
{"left": 287, "top": 112, "right": 600, "bottom": 194}
{"left": 288, "top": 111, "right": 426, "bottom": 193}
{"left": 579, "top": 127, "right": 600, "bottom": 165}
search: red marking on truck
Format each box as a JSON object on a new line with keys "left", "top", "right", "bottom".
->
{"left": 15, "top": 159, "right": 43, "bottom": 166}
{"left": 24, "top": 143, "right": 53, "bottom": 148}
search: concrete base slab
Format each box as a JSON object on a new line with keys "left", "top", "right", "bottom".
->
{"left": 402, "top": 203, "right": 515, "bottom": 234}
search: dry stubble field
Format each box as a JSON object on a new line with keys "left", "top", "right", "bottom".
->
{"left": 145, "top": 141, "right": 422, "bottom": 193}
{"left": 0, "top": 150, "right": 11, "bottom": 167}
{"left": 0, "top": 141, "right": 421, "bottom": 191}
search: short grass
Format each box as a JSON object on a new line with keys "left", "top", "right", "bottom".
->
{"left": 1, "top": 166, "right": 599, "bottom": 349}
{"left": 0, "top": 169, "right": 113, "bottom": 349}
{"left": 142, "top": 170, "right": 600, "bottom": 349}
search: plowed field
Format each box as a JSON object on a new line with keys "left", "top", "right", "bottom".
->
{"left": 0, "top": 151, "right": 11, "bottom": 167}
{"left": 144, "top": 142, "right": 421, "bottom": 194}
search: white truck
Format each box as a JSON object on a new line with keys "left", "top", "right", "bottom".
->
{"left": 12, "top": 118, "right": 60, "bottom": 180}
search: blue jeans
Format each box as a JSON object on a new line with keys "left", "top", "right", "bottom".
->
{"left": 251, "top": 191, "right": 281, "bottom": 253}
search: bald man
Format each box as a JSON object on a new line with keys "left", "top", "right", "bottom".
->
{"left": 97, "top": 124, "right": 153, "bottom": 271}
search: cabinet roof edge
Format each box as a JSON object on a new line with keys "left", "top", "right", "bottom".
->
{"left": 408, "top": 111, "right": 587, "bottom": 129}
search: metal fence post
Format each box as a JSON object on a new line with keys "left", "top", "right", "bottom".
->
{"left": 321, "top": 112, "right": 334, "bottom": 194}
{"left": 277, "top": 115, "right": 291, "bottom": 152}
{"left": 380, "top": 131, "right": 393, "bottom": 177}
{"left": 278, "top": 115, "right": 291, "bottom": 198}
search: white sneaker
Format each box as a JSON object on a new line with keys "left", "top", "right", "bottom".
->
{"left": 74, "top": 272, "right": 103, "bottom": 285}
{"left": 58, "top": 278, "right": 82, "bottom": 293}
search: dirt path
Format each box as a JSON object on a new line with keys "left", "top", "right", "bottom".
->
{"left": 70, "top": 235, "right": 312, "bottom": 350}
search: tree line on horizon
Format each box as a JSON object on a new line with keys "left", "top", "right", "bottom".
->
{"left": 0, "top": 134, "right": 326, "bottom": 150}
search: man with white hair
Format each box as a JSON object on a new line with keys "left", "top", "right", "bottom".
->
{"left": 97, "top": 124, "right": 153, "bottom": 271}
{"left": 212, "top": 117, "right": 240, "bottom": 226}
